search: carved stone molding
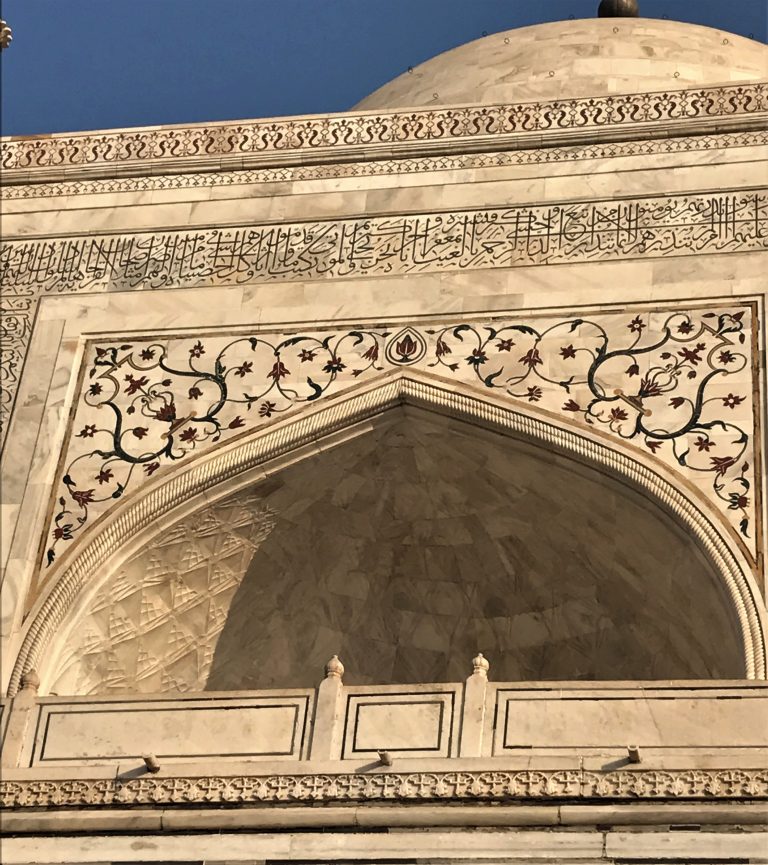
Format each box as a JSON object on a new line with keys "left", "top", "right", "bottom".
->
{"left": 2, "top": 82, "right": 766, "bottom": 183}
{"left": 2, "top": 768, "right": 767, "bottom": 808}
{"left": 9, "top": 373, "right": 765, "bottom": 697}
{"left": 2, "top": 129, "right": 764, "bottom": 200}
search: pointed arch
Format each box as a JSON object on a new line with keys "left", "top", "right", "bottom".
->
{"left": 9, "top": 370, "right": 766, "bottom": 694}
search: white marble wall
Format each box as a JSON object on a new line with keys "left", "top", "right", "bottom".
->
{"left": 1, "top": 79, "right": 767, "bottom": 697}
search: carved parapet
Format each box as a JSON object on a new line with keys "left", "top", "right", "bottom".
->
{"left": 1, "top": 82, "right": 766, "bottom": 182}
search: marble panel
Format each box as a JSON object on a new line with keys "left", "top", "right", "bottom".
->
{"left": 38, "top": 301, "right": 758, "bottom": 582}
{"left": 0, "top": 829, "right": 608, "bottom": 863}
{"left": 31, "top": 692, "right": 311, "bottom": 765}
{"left": 341, "top": 687, "right": 460, "bottom": 758}
{"left": 492, "top": 686, "right": 768, "bottom": 752}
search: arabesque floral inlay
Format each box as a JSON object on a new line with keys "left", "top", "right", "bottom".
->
{"left": 45, "top": 304, "right": 756, "bottom": 571}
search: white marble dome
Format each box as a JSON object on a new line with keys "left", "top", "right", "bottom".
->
{"left": 355, "top": 18, "right": 768, "bottom": 110}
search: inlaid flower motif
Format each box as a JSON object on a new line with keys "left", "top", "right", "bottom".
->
{"left": 519, "top": 348, "right": 542, "bottom": 368}
{"left": 466, "top": 348, "right": 487, "bottom": 367}
{"left": 268, "top": 360, "right": 290, "bottom": 380}
{"left": 395, "top": 334, "right": 418, "bottom": 360}
{"left": 526, "top": 386, "right": 542, "bottom": 402}
{"left": 323, "top": 357, "right": 345, "bottom": 374}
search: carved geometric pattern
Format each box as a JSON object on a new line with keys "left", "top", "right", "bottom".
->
{"left": 2, "top": 82, "right": 766, "bottom": 177}
{"left": 49, "top": 491, "right": 275, "bottom": 695}
{"left": 2, "top": 769, "right": 767, "bottom": 808}
{"left": 2, "top": 129, "right": 764, "bottom": 200}
{"left": 2, "top": 190, "right": 765, "bottom": 445}
{"left": 44, "top": 303, "right": 758, "bottom": 575}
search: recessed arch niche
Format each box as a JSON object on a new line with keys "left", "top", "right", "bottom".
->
{"left": 49, "top": 404, "right": 745, "bottom": 695}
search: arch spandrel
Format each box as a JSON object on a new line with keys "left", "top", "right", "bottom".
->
{"left": 11, "top": 361, "right": 766, "bottom": 695}
{"left": 40, "top": 303, "right": 760, "bottom": 584}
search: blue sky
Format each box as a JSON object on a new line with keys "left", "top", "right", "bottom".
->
{"left": 1, "top": 0, "right": 765, "bottom": 136}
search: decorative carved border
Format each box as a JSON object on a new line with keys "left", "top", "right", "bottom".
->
{"left": 9, "top": 374, "right": 765, "bottom": 697}
{"left": 3, "top": 129, "right": 765, "bottom": 200}
{"left": 2, "top": 768, "right": 767, "bottom": 808}
{"left": 2, "top": 82, "right": 766, "bottom": 182}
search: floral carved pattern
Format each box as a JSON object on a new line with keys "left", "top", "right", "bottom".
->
{"left": 45, "top": 304, "right": 756, "bottom": 573}
{"left": 2, "top": 82, "right": 766, "bottom": 179}
{"left": 1, "top": 769, "right": 767, "bottom": 808}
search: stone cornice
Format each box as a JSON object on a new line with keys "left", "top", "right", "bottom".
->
{"left": 1, "top": 82, "right": 766, "bottom": 185}
{"left": 2, "top": 769, "right": 767, "bottom": 808}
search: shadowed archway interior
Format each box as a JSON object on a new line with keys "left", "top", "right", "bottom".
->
{"left": 207, "top": 407, "right": 743, "bottom": 687}
{"left": 50, "top": 405, "right": 744, "bottom": 696}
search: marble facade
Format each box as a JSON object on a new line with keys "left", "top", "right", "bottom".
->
{"left": 1, "top": 14, "right": 767, "bottom": 865}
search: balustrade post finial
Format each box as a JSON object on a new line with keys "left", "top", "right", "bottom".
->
{"left": 20, "top": 670, "right": 40, "bottom": 693}
{"left": 472, "top": 652, "right": 490, "bottom": 678}
{"left": 311, "top": 656, "right": 346, "bottom": 761}
{"left": 325, "top": 655, "right": 345, "bottom": 680}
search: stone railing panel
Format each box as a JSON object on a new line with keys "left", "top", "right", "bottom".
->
{"left": 488, "top": 684, "right": 768, "bottom": 755}
{"left": 26, "top": 692, "right": 313, "bottom": 767}
{"left": 340, "top": 686, "right": 461, "bottom": 760}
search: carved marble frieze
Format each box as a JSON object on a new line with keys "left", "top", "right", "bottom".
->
{"left": 41, "top": 302, "right": 759, "bottom": 591}
{"left": 1, "top": 82, "right": 766, "bottom": 181}
{"left": 1, "top": 190, "right": 765, "bottom": 444}
{"left": 2, "top": 768, "right": 767, "bottom": 808}
{"left": 2, "top": 129, "right": 764, "bottom": 200}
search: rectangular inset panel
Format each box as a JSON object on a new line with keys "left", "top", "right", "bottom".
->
{"left": 32, "top": 695, "right": 311, "bottom": 765}
{"left": 342, "top": 690, "right": 458, "bottom": 759}
{"left": 492, "top": 688, "right": 768, "bottom": 754}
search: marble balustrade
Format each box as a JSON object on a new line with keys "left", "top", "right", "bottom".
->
{"left": 1, "top": 659, "right": 766, "bottom": 775}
